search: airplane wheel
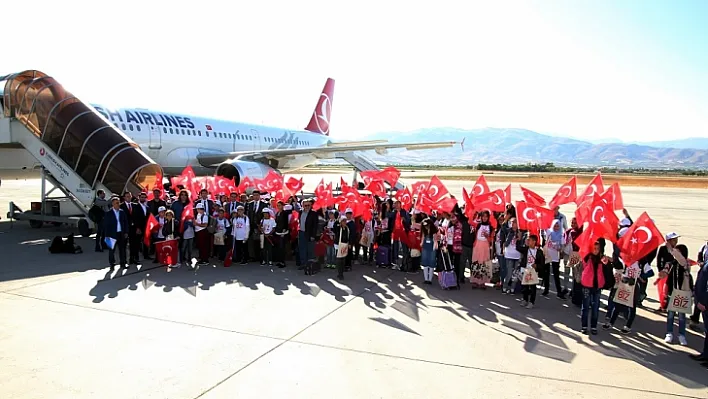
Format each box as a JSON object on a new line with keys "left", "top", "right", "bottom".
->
{"left": 78, "top": 219, "right": 91, "bottom": 237}
{"left": 29, "top": 219, "right": 43, "bottom": 229}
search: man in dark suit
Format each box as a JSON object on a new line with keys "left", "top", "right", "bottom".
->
{"left": 120, "top": 192, "right": 140, "bottom": 264}
{"left": 104, "top": 196, "right": 129, "bottom": 268}
{"left": 247, "top": 191, "right": 269, "bottom": 261}
{"left": 194, "top": 188, "right": 215, "bottom": 214}
{"left": 298, "top": 199, "right": 318, "bottom": 267}
{"left": 133, "top": 192, "right": 152, "bottom": 261}
{"left": 148, "top": 188, "right": 167, "bottom": 216}
{"left": 226, "top": 192, "right": 242, "bottom": 216}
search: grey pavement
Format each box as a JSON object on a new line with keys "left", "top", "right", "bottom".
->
{"left": 1, "top": 175, "right": 707, "bottom": 398}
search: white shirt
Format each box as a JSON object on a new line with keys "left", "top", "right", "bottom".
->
{"left": 113, "top": 209, "right": 122, "bottom": 233}
{"left": 194, "top": 213, "right": 208, "bottom": 232}
{"left": 523, "top": 248, "right": 537, "bottom": 271}
{"left": 476, "top": 225, "right": 491, "bottom": 242}
{"left": 231, "top": 216, "right": 250, "bottom": 240}
{"left": 261, "top": 218, "right": 276, "bottom": 235}
{"left": 156, "top": 216, "right": 165, "bottom": 239}
{"left": 505, "top": 233, "right": 521, "bottom": 260}
{"left": 139, "top": 202, "right": 148, "bottom": 217}
{"left": 215, "top": 218, "right": 230, "bottom": 235}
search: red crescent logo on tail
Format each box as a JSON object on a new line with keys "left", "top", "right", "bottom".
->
{"left": 39, "top": 148, "right": 45, "bottom": 156}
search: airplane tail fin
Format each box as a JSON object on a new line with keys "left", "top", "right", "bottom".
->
{"left": 305, "top": 78, "right": 335, "bottom": 136}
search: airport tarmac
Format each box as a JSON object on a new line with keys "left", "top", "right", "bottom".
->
{"left": 0, "top": 172, "right": 707, "bottom": 399}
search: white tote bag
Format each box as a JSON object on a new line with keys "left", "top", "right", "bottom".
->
{"left": 521, "top": 267, "right": 539, "bottom": 286}
{"left": 667, "top": 289, "right": 693, "bottom": 314}
{"left": 336, "top": 227, "right": 349, "bottom": 258}
{"left": 613, "top": 281, "right": 635, "bottom": 308}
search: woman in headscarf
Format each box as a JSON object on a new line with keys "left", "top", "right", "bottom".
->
{"left": 544, "top": 219, "right": 567, "bottom": 299}
{"left": 470, "top": 211, "right": 494, "bottom": 288}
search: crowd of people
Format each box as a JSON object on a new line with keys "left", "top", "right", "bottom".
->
{"left": 89, "top": 170, "right": 708, "bottom": 370}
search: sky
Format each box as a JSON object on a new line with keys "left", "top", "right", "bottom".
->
{"left": 4, "top": 0, "right": 707, "bottom": 142}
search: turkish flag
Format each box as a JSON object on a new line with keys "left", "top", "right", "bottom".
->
{"left": 549, "top": 176, "right": 577, "bottom": 209}
{"left": 147, "top": 170, "right": 164, "bottom": 201}
{"left": 180, "top": 205, "right": 194, "bottom": 232}
{"left": 433, "top": 197, "right": 458, "bottom": 214}
{"left": 575, "top": 223, "right": 605, "bottom": 258}
{"left": 410, "top": 181, "right": 429, "bottom": 200}
{"left": 472, "top": 175, "right": 490, "bottom": 196}
{"left": 414, "top": 193, "right": 435, "bottom": 214}
{"left": 586, "top": 194, "right": 619, "bottom": 239}
{"left": 364, "top": 178, "right": 387, "bottom": 197}
{"left": 378, "top": 166, "right": 401, "bottom": 187}
{"left": 425, "top": 176, "right": 449, "bottom": 203}
{"left": 156, "top": 239, "right": 179, "bottom": 265}
{"left": 261, "top": 170, "right": 283, "bottom": 193}
{"left": 599, "top": 182, "right": 624, "bottom": 211}
{"left": 616, "top": 212, "right": 664, "bottom": 266}
{"left": 283, "top": 176, "right": 304, "bottom": 197}
{"left": 474, "top": 189, "right": 506, "bottom": 212}
{"left": 224, "top": 249, "right": 233, "bottom": 267}
{"left": 503, "top": 184, "right": 512, "bottom": 204}
{"left": 520, "top": 186, "right": 547, "bottom": 207}
{"left": 238, "top": 177, "right": 255, "bottom": 194}
{"left": 144, "top": 213, "right": 159, "bottom": 246}
{"left": 576, "top": 173, "right": 605, "bottom": 205}
{"left": 394, "top": 187, "right": 413, "bottom": 210}
{"left": 462, "top": 187, "right": 476, "bottom": 220}
{"left": 515, "top": 201, "right": 554, "bottom": 233}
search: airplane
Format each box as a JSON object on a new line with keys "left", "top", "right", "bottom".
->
{"left": 0, "top": 77, "right": 457, "bottom": 187}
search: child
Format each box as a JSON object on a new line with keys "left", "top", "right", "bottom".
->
{"left": 470, "top": 211, "right": 494, "bottom": 288}
{"left": 420, "top": 218, "right": 438, "bottom": 284}
{"left": 214, "top": 209, "right": 231, "bottom": 262}
{"left": 161, "top": 210, "right": 180, "bottom": 268}
{"left": 231, "top": 206, "right": 250, "bottom": 265}
{"left": 260, "top": 208, "right": 276, "bottom": 266}
{"left": 334, "top": 215, "right": 350, "bottom": 280}
{"left": 325, "top": 210, "right": 337, "bottom": 268}
{"left": 181, "top": 211, "right": 195, "bottom": 269}
{"left": 520, "top": 234, "right": 545, "bottom": 309}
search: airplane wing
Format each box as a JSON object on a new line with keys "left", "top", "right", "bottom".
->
{"left": 196, "top": 141, "right": 457, "bottom": 166}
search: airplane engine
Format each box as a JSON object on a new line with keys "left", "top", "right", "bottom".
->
{"left": 214, "top": 160, "right": 277, "bottom": 185}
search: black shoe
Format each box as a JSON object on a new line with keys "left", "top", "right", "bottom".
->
{"left": 337, "top": 275, "right": 344, "bottom": 280}
{"left": 602, "top": 323, "right": 612, "bottom": 330}
{"left": 143, "top": 256, "right": 153, "bottom": 260}
{"left": 278, "top": 263, "right": 286, "bottom": 268}
{"left": 689, "top": 354, "right": 707, "bottom": 361}
{"left": 701, "top": 362, "right": 708, "bottom": 369}
{"left": 121, "top": 264, "right": 129, "bottom": 269}
{"left": 591, "top": 329, "right": 598, "bottom": 335}
{"left": 581, "top": 328, "right": 588, "bottom": 335}
{"left": 152, "top": 259, "right": 159, "bottom": 263}
{"left": 557, "top": 294, "right": 567, "bottom": 300}
{"left": 95, "top": 248, "right": 103, "bottom": 253}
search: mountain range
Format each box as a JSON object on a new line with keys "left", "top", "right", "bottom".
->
{"left": 356, "top": 128, "right": 708, "bottom": 168}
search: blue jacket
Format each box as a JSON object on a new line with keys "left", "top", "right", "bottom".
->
{"left": 694, "top": 261, "right": 708, "bottom": 307}
{"left": 103, "top": 208, "right": 129, "bottom": 239}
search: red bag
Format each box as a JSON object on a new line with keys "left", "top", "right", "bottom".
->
{"left": 315, "top": 241, "right": 327, "bottom": 257}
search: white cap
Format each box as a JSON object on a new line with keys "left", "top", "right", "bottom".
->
{"left": 620, "top": 218, "right": 631, "bottom": 227}
{"left": 345, "top": 208, "right": 353, "bottom": 214}
{"left": 158, "top": 206, "right": 166, "bottom": 212}
{"left": 262, "top": 208, "right": 270, "bottom": 213}
{"left": 618, "top": 227, "right": 629, "bottom": 238}
{"left": 215, "top": 200, "right": 222, "bottom": 206}
{"left": 665, "top": 232, "right": 680, "bottom": 240}
{"left": 195, "top": 203, "right": 204, "bottom": 209}
{"left": 283, "top": 204, "right": 292, "bottom": 211}
{"left": 340, "top": 215, "right": 348, "bottom": 221}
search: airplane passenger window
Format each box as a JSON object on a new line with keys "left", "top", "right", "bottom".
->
{"left": 169, "top": 128, "right": 173, "bottom": 134}
{"left": 129, "top": 125, "right": 134, "bottom": 131}
{"left": 198, "top": 131, "right": 201, "bottom": 136}
{"left": 181, "top": 129, "right": 185, "bottom": 135}
{"left": 163, "top": 127, "right": 167, "bottom": 133}
{"left": 206, "top": 132, "right": 209, "bottom": 137}
{"left": 136, "top": 125, "right": 141, "bottom": 131}
{"left": 187, "top": 131, "right": 191, "bottom": 135}
{"left": 122, "top": 123, "right": 126, "bottom": 130}
{"left": 228, "top": 133, "right": 232, "bottom": 139}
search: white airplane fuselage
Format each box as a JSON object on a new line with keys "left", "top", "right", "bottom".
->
{"left": 0, "top": 104, "right": 331, "bottom": 179}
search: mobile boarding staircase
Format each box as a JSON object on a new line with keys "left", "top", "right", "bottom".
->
{"left": 0, "top": 70, "right": 162, "bottom": 236}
